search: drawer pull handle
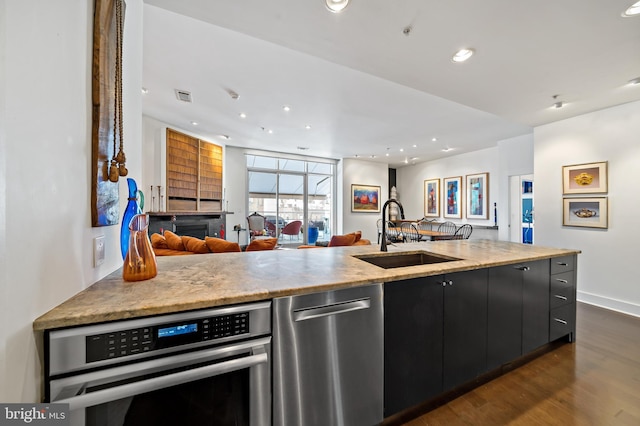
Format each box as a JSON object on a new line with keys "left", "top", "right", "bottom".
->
{"left": 556, "top": 262, "right": 568, "bottom": 266}
{"left": 555, "top": 279, "right": 568, "bottom": 284}
{"left": 553, "top": 318, "right": 568, "bottom": 325}
{"left": 514, "top": 266, "right": 530, "bottom": 271}
{"left": 554, "top": 295, "right": 568, "bottom": 300}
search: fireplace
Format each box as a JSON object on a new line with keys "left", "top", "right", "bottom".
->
{"left": 174, "top": 222, "right": 209, "bottom": 239}
{"left": 148, "top": 212, "right": 228, "bottom": 239}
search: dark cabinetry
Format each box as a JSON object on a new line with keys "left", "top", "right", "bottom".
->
{"left": 549, "top": 255, "right": 577, "bottom": 341}
{"left": 522, "top": 260, "right": 551, "bottom": 353}
{"left": 384, "top": 269, "right": 488, "bottom": 417}
{"left": 487, "top": 260, "right": 549, "bottom": 370}
{"left": 442, "top": 270, "right": 488, "bottom": 390}
{"left": 384, "top": 277, "right": 443, "bottom": 417}
{"left": 384, "top": 256, "right": 578, "bottom": 419}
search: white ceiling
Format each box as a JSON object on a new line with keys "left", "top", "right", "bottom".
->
{"left": 142, "top": 0, "right": 640, "bottom": 167}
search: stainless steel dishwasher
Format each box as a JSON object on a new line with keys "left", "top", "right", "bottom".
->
{"left": 273, "top": 283, "right": 383, "bottom": 426}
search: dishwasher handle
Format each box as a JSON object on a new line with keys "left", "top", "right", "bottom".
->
{"left": 293, "top": 298, "right": 371, "bottom": 322}
{"left": 53, "top": 350, "right": 268, "bottom": 411}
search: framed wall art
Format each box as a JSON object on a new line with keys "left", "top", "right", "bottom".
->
{"left": 562, "top": 161, "right": 608, "bottom": 194}
{"left": 351, "top": 184, "right": 381, "bottom": 212}
{"left": 466, "top": 172, "right": 489, "bottom": 219}
{"left": 563, "top": 197, "right": 608, "bottom": 229}
{"left": 424, "top": 178, "right": 440, "bottom": 217}
{"left": 443, "top": 176, "right": 462, "bottom": 219}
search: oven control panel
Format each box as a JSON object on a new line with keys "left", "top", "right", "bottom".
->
{"left": 86, "top": 312, "right": 249, "bottom": 363}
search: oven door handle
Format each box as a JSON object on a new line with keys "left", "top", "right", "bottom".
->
{"left": 54, "top": 350, "right": 268, "bottom": 411}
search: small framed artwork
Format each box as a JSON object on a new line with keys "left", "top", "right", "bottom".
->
{"left": 563, "top": 197, "right": 608, "bottom": 229}
{"left": 562, "top": 161, "right": 608, "bottom": 194}
{"left": 443, "top": 176, "right": 462, "bottom": 219}
{"left": 424, "top": 178, "right": 440, "bottom": 217}
{"left": 351, "top": 184, "right": 381, "bottom": 212}
{"left": 466, "top": 172, "right": 489, "bottom": 219}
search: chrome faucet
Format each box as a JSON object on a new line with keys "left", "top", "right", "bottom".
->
{"left": 380, "top": 198, "right": 405, "bottom": 252}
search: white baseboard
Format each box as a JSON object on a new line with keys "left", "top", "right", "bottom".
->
{"left": 577, "top": 291, "right": 640, "bottom": 318}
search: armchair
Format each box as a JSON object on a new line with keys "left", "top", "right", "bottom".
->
{"left": 281, "top": 220, "right": 302, "bottom": 240}
{"left": 247, "top": 212, "right": 267, "bottom": 238}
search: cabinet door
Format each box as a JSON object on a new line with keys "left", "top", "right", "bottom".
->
{"left": 522, "top": 259, "right": 550, "bottom": 353}
{"left": 384, "top": 277, "right": 443, "bottom": 417}
{"left": 487, "top": 265, "right": 523, "bottom": 370}
{"left": 443, "top": 269, "right": 488, "bottom": 391}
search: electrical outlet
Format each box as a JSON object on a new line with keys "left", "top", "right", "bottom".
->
{"left": 94, "top": 236, "right": 105, "bottom": 267}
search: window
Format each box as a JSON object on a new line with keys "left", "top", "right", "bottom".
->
{"left": 247, "top": 154, "right": 335, "bottom": 245}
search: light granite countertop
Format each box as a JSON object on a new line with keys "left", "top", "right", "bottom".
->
{"left": 33, "top": 240, "right": 580, "bottom": 331}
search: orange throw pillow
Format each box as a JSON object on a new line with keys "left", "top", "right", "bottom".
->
{"left": 150, "top": 233, "right": 168, "bottom": 249}
{"left": 347, "top": 231, "right": 362, "bottom": 243}
{"left": 328, "top": 234, "right": 357, "bottom": 247}
{"left": 246, "top": 238, "right": 278, "bottom": 251}
{"left": 181, "top": 236, "right": 210, "bottom": 254}
{"left": 164, "top": 230, "right": 185, "bottom": 251}
{"left": 205, "top": 237, "right": 242, "bottom": 253}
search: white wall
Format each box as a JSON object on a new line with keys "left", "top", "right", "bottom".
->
{"left": 535, "top": 100, "right": 640, "bottom": 317}
{"left": 0, "top": 0, "right": 8, "bottom": 404}
{"left": 342, "top": 158, "right": 389, "bottom": 242}
{"left": 396, "top": 147, "right": 500, "bottom": 226}
{"left": 225, "top": 146, "right": 248, "bottom": 243}
{"left": 497, "top": 135, "right": 534, "bottom": 241}
{"left": 0, "top": 0, "right": 143, "bottom": 402}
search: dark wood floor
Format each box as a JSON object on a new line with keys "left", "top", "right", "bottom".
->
{"left": 402, "top": 302, "right": 640, "bottom": 425}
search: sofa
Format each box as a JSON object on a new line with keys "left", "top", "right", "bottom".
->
{"left": 151, "top": 231, "right": 278, "bottom": 256}
{"left": 297, "top": 231, "right": 371, "bottom": 249}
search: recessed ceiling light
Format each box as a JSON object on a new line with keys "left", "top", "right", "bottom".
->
{"left": 412, "top": 144, "right": 417, "bottom": 148}
{"left": 239, "top": 113, "right": 247, "bottom": 119}
{"left": 404, "top": 159, "right": 409, "bottom": 164}
{"left": 442, "top": 147, "right": 453, "bottom": 152}
{"left": 628, "top": 77, "right": 640, "bottom": 85}
{"left": 622, "top": 1, "right": 640, "bottom": 17}
{"left": 326, "top": 0, "right": 349, "bottom": 13}
{"left": 220, "top": 135, "right": 230, "bottom": 140}
{"left": 400, "top": 148, "right": 404, "bottom": 152}
{"left": 141, "top": 87, "right": 149, "bottom": 94}
{"left": 552, "top": 101, "right": 565, "bottom": 109}
{"left": 452, "top": 48, "right": 474, "bottom": 63}
{"left": 432, "top": 137, "right": 437, "bottom": 142}
{"left": 190, "top": 121, "right": 198, "bottom": 126}
{"left": 268, "top": 129, "right": 273, "bottom": 134}
{"left": 283, "top": 105, "right": 291, "bottom": 112}
{"left": 305, "top": 124, "right": 312, "bottom": 130}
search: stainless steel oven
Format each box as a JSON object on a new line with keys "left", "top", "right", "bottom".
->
{"left": 45, "top": 301, "right": 271, "bottom": 426}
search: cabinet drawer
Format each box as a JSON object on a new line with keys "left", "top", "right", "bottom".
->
{"left": 550, "top": 255, "right": 574, "bottom": 275}
{"left": 550, "top": 304, "right": 574, "bottom": 341}
{"left": 550, "top": 271, "right": 575, "bottom": 309}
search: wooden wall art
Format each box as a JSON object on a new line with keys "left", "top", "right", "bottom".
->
{"left": 91, "top": 0, "right": 127, "bottom": 226}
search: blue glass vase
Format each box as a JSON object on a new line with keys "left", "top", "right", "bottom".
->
{"left": 121, "top": 178, "right": 142, "bottom": 259}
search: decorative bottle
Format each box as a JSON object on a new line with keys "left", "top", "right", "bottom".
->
{"left": 121, "top": 178, "right": 142, "bottom": 259}
{"left": 123, "top": 214, "right": 157, "bottom": 282}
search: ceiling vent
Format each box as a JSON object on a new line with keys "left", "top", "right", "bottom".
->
{"left": 175, "top": 89, "right": 192, "bottom": 103}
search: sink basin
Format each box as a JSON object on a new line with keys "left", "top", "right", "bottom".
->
{"left": 354, "top": 251, "right": 461, "bottom": 269}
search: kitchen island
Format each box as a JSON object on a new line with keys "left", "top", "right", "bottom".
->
{"left": 33, "top": 240, "right": 578, "bottom": 331}
{"left": 35, "top": 240, "right": 579, "bottom": 426}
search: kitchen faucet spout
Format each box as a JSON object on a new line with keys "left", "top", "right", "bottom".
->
{"left": 380, "top": 199, "right": 405, "bottom": 252}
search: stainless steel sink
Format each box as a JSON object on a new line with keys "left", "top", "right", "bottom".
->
{"left": 354, "top": 251, "right": 461, "bottom": 269}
